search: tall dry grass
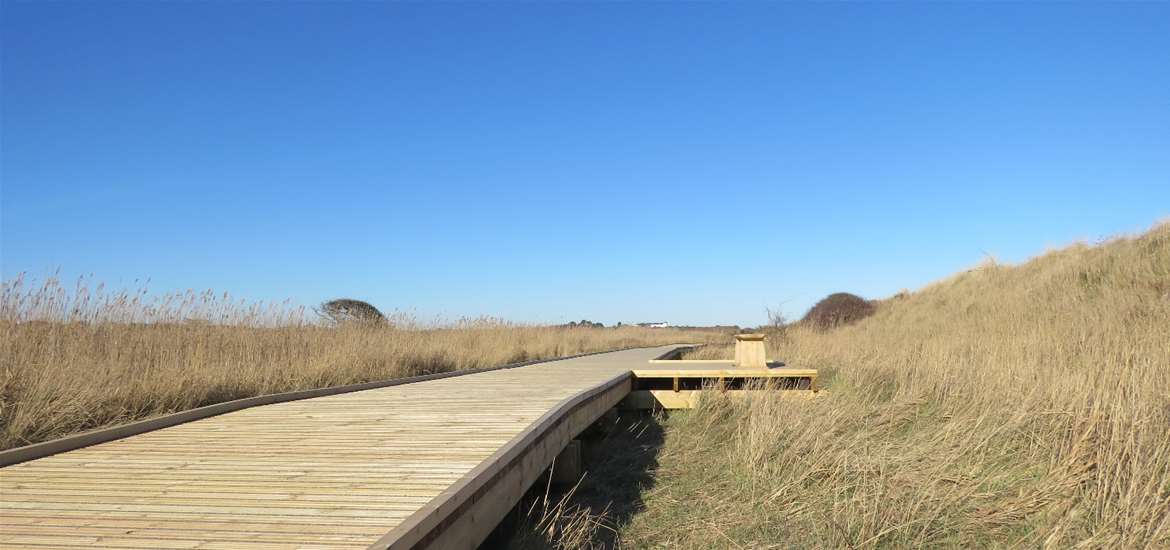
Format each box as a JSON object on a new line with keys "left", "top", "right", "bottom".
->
{"left": 616, "top": 223, "right": 1170, "bottom": 548}
{"left": 0, "top": 275, "right": 718, "bottom": 451}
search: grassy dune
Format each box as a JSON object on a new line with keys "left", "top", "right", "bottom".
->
{"left": 0, "top": 278, "right": 720, "bottom": 451}
{"left": 616, "top": 223, "right": 1170, "bottom": 548}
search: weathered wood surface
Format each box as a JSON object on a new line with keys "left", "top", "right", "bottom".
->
{"left": 0, "top": 346, "right": 683, "bottom": 550}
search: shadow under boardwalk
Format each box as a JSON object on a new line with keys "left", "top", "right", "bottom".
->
{"left": 492, "top": 412, "right": 667, "bottom": 550}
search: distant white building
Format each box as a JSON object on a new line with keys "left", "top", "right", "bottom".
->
{"left": 637, "top": 322, "right": 670, "bottom": 328}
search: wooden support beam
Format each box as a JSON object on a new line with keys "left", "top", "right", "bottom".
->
{"left": 623, "top": 389, "right": 821, "bottom": 410}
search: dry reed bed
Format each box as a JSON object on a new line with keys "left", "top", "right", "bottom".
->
{"left": 0, "top": 277, "right": 719, "bottom": 451}
{"left": 617, "top": 224, "right": 1170, "bottom": 548}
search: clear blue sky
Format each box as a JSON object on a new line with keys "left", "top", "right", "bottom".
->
{"left": 2, "top": 3, "right": 1167, "bottom": 326}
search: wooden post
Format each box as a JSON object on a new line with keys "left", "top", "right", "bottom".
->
{"left": 550, "top": 440, "right": 583, "bottom": 485}
{"left": 734, "top": 333, "right": 767, "bottom": 369}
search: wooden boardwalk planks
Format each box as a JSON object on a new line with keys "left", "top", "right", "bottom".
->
{"left": 0, "top": 346, "right": 683, "bottom": 550}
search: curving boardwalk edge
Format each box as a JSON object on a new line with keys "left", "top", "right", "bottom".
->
{"left": 0, "top": 345, "right": 695, "bottom": 550}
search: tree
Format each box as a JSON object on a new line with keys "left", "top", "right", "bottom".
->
{"left": 765, "top": 306, "right": 788, "bottom": 328}
{"left": 316, "top": 298, "right": 386, "bottom": 326}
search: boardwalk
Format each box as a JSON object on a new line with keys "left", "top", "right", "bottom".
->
{"left": 0, "top": 345, "right": 683, "bottom": 550}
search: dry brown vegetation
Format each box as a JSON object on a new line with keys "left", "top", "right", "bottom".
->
{"left": 0, "top": 276, "right": 718, "bottom": 451}
{"left": 505, "top": 223, "right": 1170, "bottom": 549}
{"left": 614, "top": 223, "right": 1170, "bottom": 548}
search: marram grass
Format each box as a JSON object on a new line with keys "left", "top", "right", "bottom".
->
{"left": 508, "top": 223, "right": 1170, "bottom": 549}
{"left": 618, "top": 223, "right": 1170, "bottom": 548}
{"left": 0, "top": 277, "right": 722, "bottom": 451}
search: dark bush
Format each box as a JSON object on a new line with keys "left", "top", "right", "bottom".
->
{"left": 317, "top": 298, "right": 386, "bottom": 326}
{"left": 801, "top": 292, "right": 875, "bottom": 330}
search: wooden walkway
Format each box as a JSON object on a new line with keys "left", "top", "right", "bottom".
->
{"left": 0, "top": 346, "right": 683, "bottom": 550}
